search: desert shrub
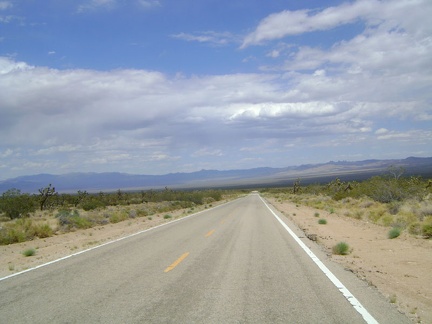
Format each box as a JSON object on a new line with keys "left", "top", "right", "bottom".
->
{"left": 0, "top": 218, "right": 53, "bottom": 244}
{"left": 318, "top": 218, "right": 327, "bottom": 224}
{"left": 0, "top": 227, "right": 26, "bottom": 244}
{"left": 0, "top": 189, "right": 36, "bottom": 219}
{"left": 332, "top": 191, "right": 350, "bottom": 201}
{"left": 361, "top": 177, "right": 406, "bottom": 203}
{"left": 72, "top": 216, "right": 92, "bottom": 229}
{"left": 408, "top": 222, "right": 422, "bottom": 235}
{"left": 368, "top": 206, "right": 387, "bottom": 223}
{"left": 81, "top": 200, "right": 105, "bottom": 211}
{"left": 392, "top": 212, "right": 417, "bottom": 229}
{"left": 388, "top": 202, "right": 401, "bottom": 215}
{"left": 32, "top": 223, "right": 54, "bottom": 238}
{"left": 109, "top": 211, "right": 128, "bottom": 224}
{"left": 56, "top": 210, "right": 76, "bottom": 225}
{"left": 352, "top": 210, "right": 364, "bottom": 220}
{"left": 56, "top": 209, "right": 92, "bottom": 229}
{"left": 359, "top": 199, "right": 374, "bottom": 208}
{"left": 163, "top": 214, "right": 172, "bottom": 219}
{"left": 136, "top": 209, "right": 148, "bottom": 217}
{"left": 128, "top": 210, "right": 137, "bottom": 218}
{"left": 378, "top": 213, "right": 394, "bottom": 227}
{"left": 314, "top": 212, "right": 320, "bottom": 217}
{"left": 332, "top": 242, "right": 350, "bottom": 255}
{"left": 388, "top": 227, "right": 401, "bottom": 239}
{"left": 22, "top": 248, "right": 36, "bottom": 257}
{"left": 416, "top": 202, "right": 432, "bottom": 221}
{"left": 422, "top": 224, "right": 432, "bottom": 238}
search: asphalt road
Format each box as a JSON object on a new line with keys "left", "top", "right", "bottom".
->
{"left": 0, "top": 193, "right": 410, "bottom": 323}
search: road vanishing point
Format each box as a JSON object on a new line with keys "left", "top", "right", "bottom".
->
{"left": 0, "top": 193, "right": 410, "bottom": 323}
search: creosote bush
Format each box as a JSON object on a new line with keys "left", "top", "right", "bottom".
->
{"left": 318, "top": 218, "right": 327, "bottom": 224}
{"left": 332, "top": 242, "right": 350, "bottom": 255}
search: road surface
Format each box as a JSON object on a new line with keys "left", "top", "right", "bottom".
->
{"left": 0, "top": 194, "right": 410, "bottom": 323}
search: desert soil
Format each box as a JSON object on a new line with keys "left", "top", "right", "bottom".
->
{"left": 1, "top": 196, "right": 431, "bottom": 323}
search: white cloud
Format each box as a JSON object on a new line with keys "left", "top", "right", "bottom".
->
{"left": 0, "top": 15, "right": 23, "bottom": 24}
{"left": 0, "top": 57, "right": 32, "bottom": 74}
{"left": 375, "top": 128, "right": 389, "bottom": 135}
{"left": 192, "top": 148, "right": 224, "bottom": 157}
{"left": 0, "top": 148, "right": 13, "bottom": 158}
{"left": 0, "top": 1, "right": 12, "bottom": 10}
{"left": 137, "top": 0, "right": 161, "bottom": 9}
{"left": 172, "top": 31, "right": 237, "bottom": 46}
{"left": 241, "top": 0, "right": 431, "bottom": 48}
{"left": 77, "top": 0, "right": 117, "bottom": 13}
{"left": 266, "top": 50, "right": 280, "bottom": 58}
{"left": 241, "top": 0, "right": 377, "bottom": 47}
{"left": 376, "top": 130, "right": 432, "bottom": 142}
{"left": 0, "top": 56, "right": 428, "bottom": 152}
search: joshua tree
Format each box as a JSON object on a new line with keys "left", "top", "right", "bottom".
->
{"left": 293, "top": 178, "right": 301, "bottom": 194}
{"left": 38, "top": 184, "right": 57, "bottom": 210}
{"left": 344, "top": 183, "right": 353, "bottom": 192}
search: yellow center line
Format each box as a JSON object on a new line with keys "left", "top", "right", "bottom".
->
{"left": 164, "top": 252, "right": 190, "bottom": 273}
{"left": 205, "top": 229, "right": 215, "bottom": 237}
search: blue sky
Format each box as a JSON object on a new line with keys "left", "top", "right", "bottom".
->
{"left": 0, "top": 0, "right": 431, "bottom": 180}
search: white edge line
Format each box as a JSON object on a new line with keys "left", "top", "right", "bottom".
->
{"left": 0, "top": 198, "right": 238, "bottom": 282}
{"left": 259, "top": 195, "right": 379, "bottom": 324}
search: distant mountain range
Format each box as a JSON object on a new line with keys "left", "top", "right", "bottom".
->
{"left": 1, "top": 157, "right": 432, "bottom": 194}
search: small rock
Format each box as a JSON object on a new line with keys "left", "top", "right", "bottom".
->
{"left": 307, "top": 234, "right": 317, "bottom": 241}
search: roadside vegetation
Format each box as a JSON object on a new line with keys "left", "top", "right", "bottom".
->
{"left": 262, "top": 167, "right": 432, "bottom": 239}
{"left": 0, "top": 186, "right": 236, "bottom": 245}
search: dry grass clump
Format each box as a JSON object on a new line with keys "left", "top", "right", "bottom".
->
{"left": 0, "top": 218, "right": 54, "bottom": 244}
{"left": 332, "top": 242, "right": 350, "bottom": 255}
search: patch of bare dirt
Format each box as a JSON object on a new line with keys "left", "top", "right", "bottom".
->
{"left": 267, "top": 197, "right": 432, "bottom": 324}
